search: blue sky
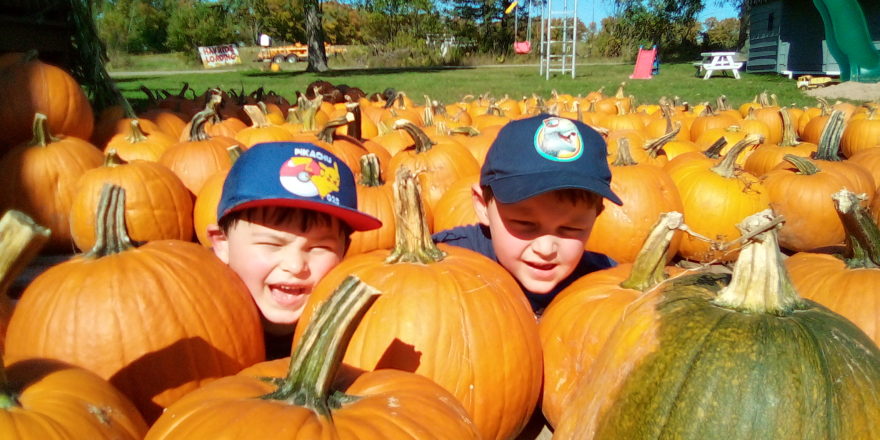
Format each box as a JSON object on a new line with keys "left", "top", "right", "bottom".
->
{"left": 558, "top": 1, "right": 739, "bottom": 27}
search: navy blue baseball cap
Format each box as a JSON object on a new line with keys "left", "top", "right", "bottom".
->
{"left": 480, "top": 114, "right": 622, "bottom": 205}
{"left": 217, "top": 142, "right": 382, "bottom": 231}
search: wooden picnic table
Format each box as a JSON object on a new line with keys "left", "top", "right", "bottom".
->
{"left": 694, "top": 52, "right": 743, "bottom": 80}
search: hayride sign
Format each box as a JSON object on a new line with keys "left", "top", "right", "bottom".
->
{"left": 197, "top": 44, "right": 242, "bottom": 68}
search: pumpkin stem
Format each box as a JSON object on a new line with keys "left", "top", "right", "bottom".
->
{"left": 358, "top": 154, "right": 384, "bottom": 187}
{"left": 103, "top": 149, "right": 125, "bottom": 168}
{"left": 703, "top": 137, "right": 727, "bottom": 159}
{"left": 781, "top": 154, "right": 820, "bottom": 175}
{"left": 644, "top": 122, "right": 680, "bottom": 159}
{"left": 713, "top": 210, "right": 803, "bottom": 314}
{"left": 227, "top": 145, "right": 242, "bottom": 164}
{"left": 187, "top": 104, "right": 217, "bottom": 142}
{"left": 813, "top": 110, "right": 847, "bottom": 161}
{"left": 620, "top": 212, "right": 684, "bottom": 291}
{"left": 264, "top": 275, "right": 379, "bottom": 415}
{"left": 612, "top": 138, "right": 638, "bottom": 167}
{"left": 243, "top": 105, "right": 271, "bottom": 128}
{"left": 345, "top": 102, "right": 363, "bottom": 141}
{"left": 709, "top": 134, "right": 763, "bottom": 178}
{"left": 84, "top": 184, "right": 135, "bottom": 258}
{"left": 833, "top": 190, "right": 880, "bottom": 269}
{"left": 386, "top": 167, "right": 446, "bottom": 264}
{"left": 778, "top": 107, "right": 800, "bottom": 147}
{"left": 124, "top": 119, "right": 149, "bottom": 144}
{"left": 393, "top": 120, "right": 436, "bottom": 154}
{"left": 28, "top": 113, "right": 59, "bottom": 147}
{"left": 0, "top": 210, "right": 50, "bottom": 305}
{"left": 317, "top": 116, "right": 353, "bottom": 144}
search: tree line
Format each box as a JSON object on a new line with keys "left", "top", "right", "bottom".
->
{"left": 95, "top": 0, "right": 741, "bottom": 64}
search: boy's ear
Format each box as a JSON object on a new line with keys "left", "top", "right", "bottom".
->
{"left": 207, "top": 224, "right": 230, "bottom": 263}
{"left": 472, "top": 184, "right": 490, "bottom": 226}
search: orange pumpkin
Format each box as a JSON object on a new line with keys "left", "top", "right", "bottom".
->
{"left": 785, "top": 189, "right": 880, "bottom": 345}
{"left": 0, "top": 356, "right": 148, "bottom": 439}
{"left": 586, "top": 140, "right": 683, "bottom": 263}
{"left": 145, "top": 276, "right": 480, "bottom": 440}
{"left": 346, "top": 154, "right": 398, "bottom": 256}
{"left": 666, "top": 135, "right": 769, "bottom": 262}
{"left": 541, "top": 212, "right": 685, "bottom": 427}
{"left": 234, "top": 105, "right": 295, "bottom": 148}
{"left": 293, "top": 170, "right": 542, "bottom": 440}
{"left": 744, "top": 107, "right": 818, "bottom": 177}
{"left": 388, "top": 121, "right": 480, "bottom": 214}
{"left": 805, "top": 110, "right": 876, "bottom": 199}
{"left": 0, "top": 113, "right": 103, "bottom": 252}
{"left": 432, "top": 173, "right": 479, "bottom": 232}
{"left": 69, "top": 151, "right": 194, "bottom": 251}
{"left": 0, "top": 51, "right": 94, "bottom": 148}
{"left": 159, "top": 110, "right": 240, "bottom": 196}
{"left": 5, "top": 185, "right": 264, "bottom": 423}
{"left": 841, "top": 107, "right": 880, "bottom": 157}
{"left": 105, "top": 119, "right": 177, "bottom": 162}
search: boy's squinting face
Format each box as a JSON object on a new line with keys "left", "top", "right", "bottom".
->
{"left": 475, "top": 188, "right": 598, "bottom": 294}
{"left": 212, "top": 214, "right": 346, "bottom": 328}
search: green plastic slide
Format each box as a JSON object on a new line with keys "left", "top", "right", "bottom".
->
{"left": 813, "top": 0, "right": 880, "bottom": 82}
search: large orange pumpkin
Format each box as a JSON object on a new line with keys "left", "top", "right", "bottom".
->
{"left": 666, "top": 135, "right": 769, "bottom": 262}
{"left": 432, "top": 172, "right": 479, "bottom": 232}
{"left": 0, "top": 51, "right": 94, "bottom": 148}
{"left": 69, "top": 151, "right": 194, "bottom": 251}
{"left": 0, "top": 113, "right": 103, "bottom": 252}
{"left": 541, "top": 212, "right": 686, "bottom": 427}
{"left": 293, "top": 170, "right": 542, "bottom": 440}
{"left": 105, "top": 119, "right": 177, "bottom": 162}
{"left": 586, "top": 139, "right": 684, "bottom": 263}
{"left": 5, "top": 185, "right": 264, "bottom": 423}
{"left": 145, "top": 276, "right": 480, "bottom": 440}
{"left": 785, "top": 189, "right": 880, "bottom": 345}
{"left": 841, "top": 107, "right": 880, "bottom": 157}
{"left": 159, "top": 111, "right": 240, "bottom": 196}
{"left": 0, "top": 355, "right": 148, "bottom": 439}
{"left": 743, "top": 107, "right": 817, "bottom": 177}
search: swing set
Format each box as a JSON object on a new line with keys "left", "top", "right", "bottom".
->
{"left": 508, "top": 1, "right": 533, "bottom": 54}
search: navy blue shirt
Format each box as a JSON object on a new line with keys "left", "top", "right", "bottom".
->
{"left": 433, "top": 224, "right": 616, "bottom": 315}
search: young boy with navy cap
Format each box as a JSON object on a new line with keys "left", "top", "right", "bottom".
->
{"left": 208, "top": 142, "right": 381, "bottom": 359}
{"left": 434, "top": 114, "right": 622, "bottom": 316}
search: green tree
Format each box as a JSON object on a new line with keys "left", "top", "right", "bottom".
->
{"left": 166, "top": 1, "right": 239, "bottom": 51}
{"left": 703, "top": 17, "right": 739, "bottom": 50}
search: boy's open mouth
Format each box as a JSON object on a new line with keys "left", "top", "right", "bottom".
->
{"left": 525, "top": 261, "right": 556, "bottom": 271}
{"left": 269, "top": 284, "right": 309, "bottom": 306}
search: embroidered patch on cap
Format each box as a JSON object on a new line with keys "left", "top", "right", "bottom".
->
{"left": 533, "top": 117, "right": 583, "bottom": 162}
{"left": 279, "top": 148, "right": 342, "bottom": 205}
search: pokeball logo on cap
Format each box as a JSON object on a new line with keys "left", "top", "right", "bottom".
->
{"left": 279, "top": 156, "right": 341, "bottom": 202}
{"left": 534, "top": 117, "right": 583, "bottom": 162}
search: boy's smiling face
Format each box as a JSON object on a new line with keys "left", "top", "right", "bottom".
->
{"left": 474, "top": 187, "right": 599, "bottom": 294}
{"left": 210, "top": 210, "right": 346, "bottom": 330}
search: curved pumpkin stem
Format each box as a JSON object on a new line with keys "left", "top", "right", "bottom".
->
{"left": 85, "top": 184, "right": 135, "bottom": 259}
{"left": 103, "top": 149, "right": 125, "bottom": 168}
{"left": 833, "top": 189, "right": 880, "bottom": 269}
{"left": 187, "top": 104, "right": 217, "bottom": 142}
{"left": 243, "top": 105, "right": 272, "bottom": 129}
{"left": 713, "top": 210, "right": 803, "bottom": 314}
{"left": 777, "top": 107, "right": 800, "bottom": 147}
{"left": 317, "top": 116, "right": 353, "bottom": 144}
{"left": 358, "top": 154, "right": 383, "bottom": 187}
{"left": 386, "top": 167, "right": 446, "bottom": 264}
{"left": 813, "top": 110, "right": 847, "bottom": 161}
{"left": 263, "top": 275, "right": 379, "bottom": 416}
{"left": 0, "top": 210, "right": 50, "bottom": 312}
{"left": 124, "top": 119, "right": 149, "bottom": 144}
{"left": 619, "top": 212, "right": 684, "bottom": 291}
{"left": 393, "top": 120, "right": 436, "bottom": 154}
{"left": 345, "top": 102, "right": 363, "bottom": 141}
{"left": 644, "top": 122, "right": 680, "bottom": 159}
{"left": 703, "top": 137, "right": 727, "bottom": 159}
{"left": 709, "top": 134, "right": 763, "bottom": 178}
{"left": 28, "top": 113, "right": 59, "bottom": 147}
{"left": 781, "top": 154, "right": 820, "bottom": 175}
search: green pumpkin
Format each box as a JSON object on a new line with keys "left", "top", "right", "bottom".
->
{"left": 555, "top": 210, "right": 880, "bottom": 440}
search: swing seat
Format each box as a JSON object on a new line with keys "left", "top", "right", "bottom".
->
{"left": 514, "top": 40, "right": 532, "bottom": 54}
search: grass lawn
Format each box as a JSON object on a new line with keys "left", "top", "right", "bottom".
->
{"left": 110, "top": 52, "right": 845, "bottom": 112}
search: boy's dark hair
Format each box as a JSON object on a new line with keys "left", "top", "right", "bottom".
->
{"left": 481, "top": 185, "right": 605, "bottom": 215}
{"left": 219, "top": 206, "right": 353, "bottom": 249}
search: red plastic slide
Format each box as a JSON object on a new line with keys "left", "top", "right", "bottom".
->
{"left": 629, "top": 46, "right": 657, "bottom": 80}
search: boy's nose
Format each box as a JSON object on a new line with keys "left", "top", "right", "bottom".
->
{"left": 278, "top": 251, "right": 309, "bottom": 277}
{"left": 531, "top": 235, "right": 558, "bottom": 258}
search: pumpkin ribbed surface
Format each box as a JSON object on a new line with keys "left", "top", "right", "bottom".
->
{"left": 5, "top": 239, "right": 264, "bottom": 423}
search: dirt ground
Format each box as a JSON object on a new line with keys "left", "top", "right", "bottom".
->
{"left": 804, "top": 81, "right": 880, "bottom": 102}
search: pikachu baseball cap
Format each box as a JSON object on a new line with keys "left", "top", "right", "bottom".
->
{"left": 480, "top": 114, "right": 622, "bottom": 205}
{"left": 217, "top": 142, "right": 382, "bottom": 231}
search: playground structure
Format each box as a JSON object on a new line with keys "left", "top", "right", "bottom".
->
{"left": 539, "top": 0, "right": 579, "bottom": 79}
{"left": 629, "top": 45, "right": 659, "bottom": 79}
{"left": 812, "top": 0, "right": 880, "bottom": 82}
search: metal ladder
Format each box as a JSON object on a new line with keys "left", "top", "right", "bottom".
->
{"left": 539, "top": 0, "right": 579, "bottom": 79}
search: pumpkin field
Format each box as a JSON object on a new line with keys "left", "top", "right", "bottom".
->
{"left": 3, "top": 48, "right": 880, "bottom": 440}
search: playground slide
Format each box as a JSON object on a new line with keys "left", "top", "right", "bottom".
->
{"left": 812, "top": 0, "right": 880, "bottom": 82}
{"left": 629, "top": 46, "right": 657, "bottom": 80}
